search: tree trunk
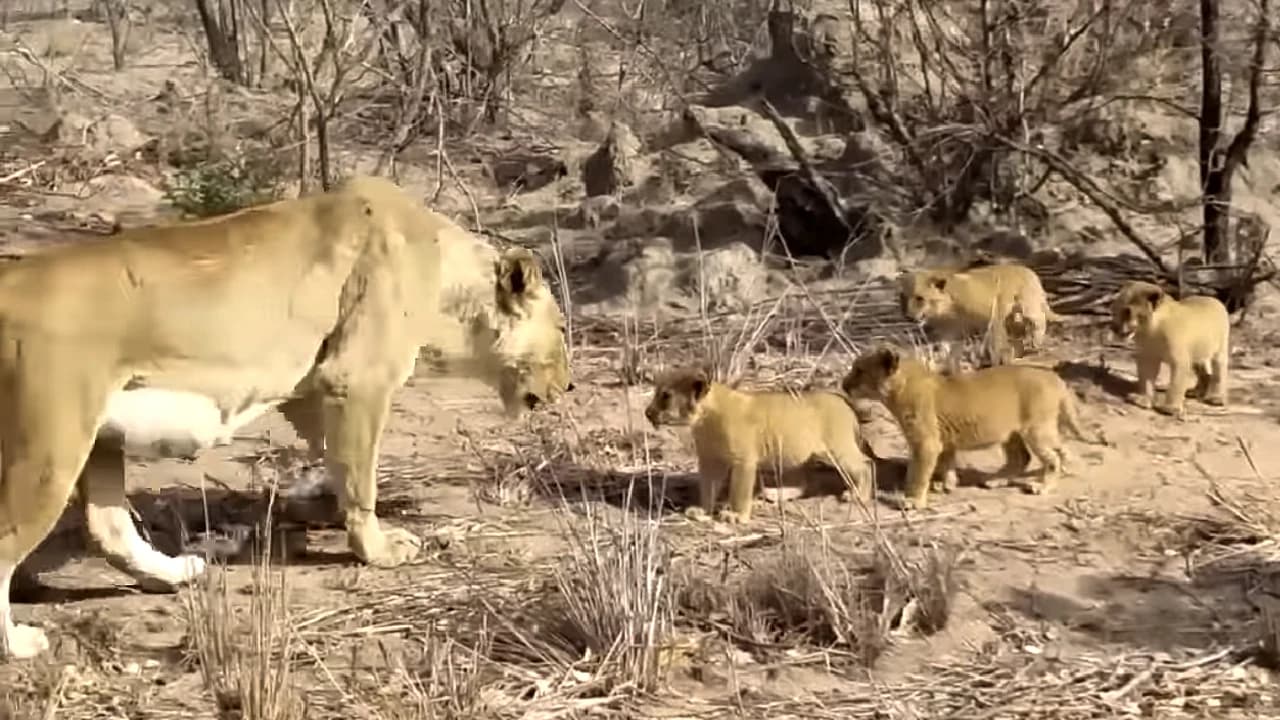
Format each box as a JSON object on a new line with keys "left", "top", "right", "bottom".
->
{"left": 103, "top": 0, "right": 131, "bottom": 70}
{"left": 193, "top": 0, "right": 246, "bottom": 85}
{"left": 1198, "top": 0, "right": 1229, "bottom": 264}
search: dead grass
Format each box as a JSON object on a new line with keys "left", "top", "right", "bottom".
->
{"left": 181, "top": 480, "right": 302, "bottom": 720}
{"left": 485, "top": 497, "right": 678, "bottom": 695}
{"left": 678, "top": 529, "right": 959, "bottom": 668}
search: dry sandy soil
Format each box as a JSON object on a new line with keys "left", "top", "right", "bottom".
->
{"left": 2, "top": 3, "right": 1280, "bottom": 719}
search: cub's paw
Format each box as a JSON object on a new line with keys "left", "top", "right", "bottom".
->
{"left": 979, "top": 477, "right": 1012, "bottom": 490}
{"left": 759, "top": 486, "right": 804, "bottom": 504}
{"left": 892, "top": 494, "right": 929, "bottom": 512}
{"left": 364, "top": 527, "right": 424, "bottom": 568}
{"left": 683, "top": 507, "right": 713, "bottom": 523}
{"left": 1153, "top": 403, "right": 1187, "bottom": 421}
{"left": 2, "top": 623, "right": 50, "bottom": 661}
{"left": 1125, "top": 393, "right": 1153, "bottom": 410}
{"left": 1202, "top": 394, "right": 1227, "bottom": 408}
{"left": 716, "top": 509, "right": 749, "bottom": 525}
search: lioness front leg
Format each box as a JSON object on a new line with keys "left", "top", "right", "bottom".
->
{"left": 81, "top": 442, "right": 206, "bottom": 592}
{"left": 324, "top": 388, "right": 423, "bottom": 567}
{"left": 1128, "top": 353, "right": 1160, "bottom": 410}
{"left": 1157, "top": 359, "right": 1194, "bottom": 420}
{"left": 901, "top": 441, "right": 941, "bottom": 510}
{"left": 718, "top": 459, "right": 759, "bottom": 525}
{"left": 2, "top": 362, "right": 110, "bottom": 660}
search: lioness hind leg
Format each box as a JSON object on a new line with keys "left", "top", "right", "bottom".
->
{"left": 1020, "top": 427, "right": 1064, "bottom": 495}
{"left": 323, "top": 388, "right": 423, "bottom": 568}
{"left": 80, "top": 442, "right": 206, "bottom": 592}
{"left": 931, "top": 448, "right": 958, "bottom": 495}
{"left": 1204, "top": 351, "right": 1229, "bottom": 407}
{"left": 828, "top": 439, "right": 874, "bottom": 502}
{"left": 985, "top": 436, "right": 1032, "bottom": 489}
{"left": 1191, "top": 363, "right": 1212, "bottom": 400}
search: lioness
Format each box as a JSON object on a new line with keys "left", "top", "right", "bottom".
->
{"left": 0, "top": 176, "right": 571, "bottom": 660}
{"left": 645, "top": 368, "right": 872, "bottom": 524}
{"left": 900, "top": 263, "right": 1062, "bottom": 366}
{"left": 1109, "top": 280, "right": 1230, "bottom": 419}
{"left": 842, "top": 346, "right": 1099, "bottom": 509}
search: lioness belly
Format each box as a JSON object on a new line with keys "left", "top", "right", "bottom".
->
{"left": 99, "top": 388, "right": 276, "bottom": 459}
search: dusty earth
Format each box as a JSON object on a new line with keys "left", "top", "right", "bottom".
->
{"left": 2, "top": 1, "right": 1280, "bottom": 719}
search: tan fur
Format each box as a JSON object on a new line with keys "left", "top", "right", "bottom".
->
{"left": 842, "top": 346, "right": 1099, "bottom": 510}
{"left": 900, "top": 263, "right": 1062, "bottom": 365}
{"left": 1109, "top": 281, "right": 1230, "bottom": 419}
{"left": 645, "top": 369, "right": 872, "bottom": 525}
{"left": 0, "top": 176, "right": 572, "bottom": 660}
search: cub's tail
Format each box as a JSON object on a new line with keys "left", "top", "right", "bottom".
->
{"left": 1059, "top": 390, "right": 1107, "bottom": 446}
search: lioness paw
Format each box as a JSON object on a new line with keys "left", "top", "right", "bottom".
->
{"left": 894, "top": 494, "right": 929, "bottom": 512}
{"left": 136, "top": 554, "right": 208, "bottom": 593}
{"left": 716, "top": 509, "right": 748, "bottom": 525}
{"left": 1126, "top": 393, "right": 1153, "bottom": 409}
{"left": 365, "top": 527, "right": 423, "bottom": 568}
{"left": 2, "top": 623, "right": 50, "bottom": 661}
{"left": 683, "top": 507, "right": 712, "bottom": 523}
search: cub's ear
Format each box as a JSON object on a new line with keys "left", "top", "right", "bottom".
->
{"left": 930, "top": 275, "right": 947, "bottom": 292}
{"left": 687, "top": 369, "right": 711, "bottom": 401}
{"left": 877, "top": 346, "right": 900, "bottom": 374}
{"left": 1144, "top": 288, "right": 1164, "bottom": 308}
{"left": 495, "top": 248, "right": 545, "bottom": 302}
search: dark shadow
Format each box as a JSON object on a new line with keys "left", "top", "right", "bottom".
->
{"left": 1055, "top": 359, "right": 1137, "bottom": 402}
{"left": 997, "top": 570, "right": 1261, "bottom": 654}
{"left": 867, "top": 454, "right": 1020, "bottom": 496}
{"left": 530, "top": 467, "right": 702, "bottom": 515}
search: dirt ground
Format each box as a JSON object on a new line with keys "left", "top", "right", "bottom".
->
{"left": 2, "top": 3, "right": 1280, "bottom": 719}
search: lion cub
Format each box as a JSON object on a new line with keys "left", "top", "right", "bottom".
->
{"left": 842, "top": 346, "right": 1098, "bottom": 509}
{"left": 901, "top": 262, "right": 1061, "bottom": 366}
{"left": 645, "top": 368, "right": 873, "bottom": 524}
{"left": 1109, "top": 281, "right": 1230, "bottom": 419}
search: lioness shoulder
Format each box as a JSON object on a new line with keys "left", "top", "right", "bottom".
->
{"left": 842, "top": 346, "right": 1101, "bottom": 509}
{"left": 645, "top": 368, "right": 872, "bottom": 524}
{"left": 1109, "top": 280, "right": 1230, "bottom": 419}
{"left": 900, "top": 262, "right": 1062, "bottom": 365}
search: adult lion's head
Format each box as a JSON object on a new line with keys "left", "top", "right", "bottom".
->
{"left": 483, "top": 248, "right": 574, "bottom": 415}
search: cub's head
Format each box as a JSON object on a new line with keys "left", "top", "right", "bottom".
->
{"left": 842, "top": 346, "right": 903, "bottom": 400}
{"left": 645, "top": 369, "right": 711, "bottom": 428}
{"left": 485, "top": 248, "right": 574, "bottom": 417}
{"left": 1110, "top": 281, "right": 1166, "bottom": 340}
{"left": 900, "top": 271, "right": 955, "bottom": 324}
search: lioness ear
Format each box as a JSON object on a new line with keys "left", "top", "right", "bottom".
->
{"left": 495, "top": 249, "right": 544, "bottom": 302}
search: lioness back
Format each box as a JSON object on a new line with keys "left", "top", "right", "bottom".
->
{"left": 749, "top": 390, "right": 858, "bottom": 460}
{"left": 932, "top": 365, "right": 1069, "bottom": 447}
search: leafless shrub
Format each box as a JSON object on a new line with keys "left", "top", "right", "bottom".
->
{"left": 679, "top": 531, "right": 959, "bottom": 667}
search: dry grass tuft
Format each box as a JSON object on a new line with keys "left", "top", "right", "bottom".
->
{"left": 679, "top": 531, "right": 959, "bottom": 667}
{"left": 348, "top": 630, "right": 499, "bottom": 720}
{"left": 488, "top": 498, "right": 677, "bottom": 694}
{"left": 181, "top": 492, "right": 302, "bottom": 720}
